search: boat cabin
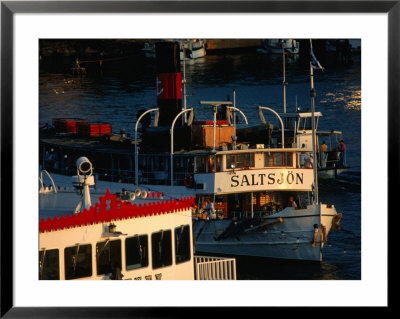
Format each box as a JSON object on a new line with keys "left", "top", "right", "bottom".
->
{"left": 39, "top": 193, "right": 196, "bottom": 280}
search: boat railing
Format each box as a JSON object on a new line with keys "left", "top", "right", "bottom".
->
{"left": 317, "top": 150, "right": 346, "bottom": 169}
{"left": 231, "top": 209, "right": 282, "bottom": 219}
{"left": 39, "top": 169, "right": 58, "bottom": 194}
{"left": 194, "top": 256, "right": 236, "bottom": 280}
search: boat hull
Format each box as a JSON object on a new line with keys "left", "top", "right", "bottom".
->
{"left": 180, "top": 47, "right": 206, "bottom": 60}
{"left": 195, "top": 241, "right": 321, "bottom": 261}
{"left": 318, "top": 166, "right": 349, "bottom": 179}
{"left": 193, "top": 205, "right": 338, "bottom": 262}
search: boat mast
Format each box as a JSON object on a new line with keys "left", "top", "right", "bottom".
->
{"left": 182, "top": 40, "right": 187, "bottom": 124}
{"left": 283, "top": 48, "right": 287, "bottom": 113}
{"left": 233, "top": 89, "right": 236, "bottom": 135}
{"left": 310, "top": 40, "right": 319, "bottom": 204}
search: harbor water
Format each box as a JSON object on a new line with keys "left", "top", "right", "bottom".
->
{"left": 39, "top": 44, "right": 361, "bottom": 280}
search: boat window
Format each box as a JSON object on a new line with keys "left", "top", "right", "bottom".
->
{"left": 39, "top": 249, "right": 59, "bottom": 280}
{"left": 125, "top": 235, "right": 149, "bottom": 270}
{"left": 265, "top": 152, "right": 293, "bottom": 167}
{"left": 64, "top": 244, "right": 92, "bottom": 280}
{"left": 96, "top": 240, "right": 122, "bottom": 276}
{"left": 195, "top": 156, "right": 206, "bottom": 173}
{"left": 226, "top": 153, "right": 254, "bottom": 168}
{"left": 175, "top": 225, "right": 191, "bottom": 264}
{"left": 285, "top": 153, "right": 293, "bottom": 166}
{"left": 299, "top": 117, "right": 317, "bottom": 131}
{"left": 265, "top": 153, "right": 273, "bottom": 166}
{"left": 195, "top": 156, "right": 216, "bottom": 173}
{"left": 151, "top": 230, "right": 172, "bottom": 269}
{"left": 216, "top": 155, "right": 223, "bottom": 172}
{"left": 284, "top": 117, "right": 296, "bottom": 130}
{"left": 275, "top": 153, "right": 283, "bottom": 166}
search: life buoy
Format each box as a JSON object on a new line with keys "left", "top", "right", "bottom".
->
{"left": 184, "top": 174, "right": 194, "bottom": 188}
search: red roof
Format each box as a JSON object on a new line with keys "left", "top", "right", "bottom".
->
{"left": 39, "top": 189, "right": 195, "bottom": 233}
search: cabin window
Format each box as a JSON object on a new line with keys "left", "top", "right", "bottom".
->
{"left": 226, "top": 153, "right": 254, "bottom": 168}
{"left": 298, "top": 117, "right": 317, "bottom": 131}
{"left": 195, "top": 156, "right": 216, "bottom": 173}
{"left": 125, "top": 235, "right": 149, "bottom": 270}
{"left": 298, "top": 118, "right": 311, "bottom": 130}
{"left": 151, "top": 230, "right": 172, "bottom": 269}
{"left": 284, "top": 117, "right": 296, "bottom": 130}
{"left": 265, "top": 153, "right": 273, "bottom": 166}
{"left": 64, "top": 244, "right": 92, "bottom": 280}
{"left": 265, "top": 152, "right": 293, "bottom": 167}
{"left": 195, "top": 156, "right": 205, "bottom": 173}
{"left": 175, "top": 225, "right": 191, "bottom": 264}
{"left": 216, "top": 155, "right": 223, "bottom": 171}
{"left": 285, "top": 153, "right": 293, "bottom": 166}
{"left": 39, "top": 249, "right": 59, "bottom": 280}
{"left": 275, "top": 153, "right": 283, "bottom": 166}
{"left": 96, "top": 240, "right": 122, "bottom": 276}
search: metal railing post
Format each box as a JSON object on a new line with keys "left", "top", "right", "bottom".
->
{"left": 170, "top": 108, "right": 193, "bottom": 187}
{"left": 258, "top": 106, "right": 285, "bottom": 148}
{"left": 134, "top": 108, "right": 158, "bottom": 186}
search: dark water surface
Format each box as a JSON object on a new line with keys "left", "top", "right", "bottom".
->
{"left": 39, "top": 48, "right": 361, "bottom": 280}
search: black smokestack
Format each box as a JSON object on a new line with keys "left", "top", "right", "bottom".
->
{"left": 155, "top": 41, "right": 182, "bottom": 127}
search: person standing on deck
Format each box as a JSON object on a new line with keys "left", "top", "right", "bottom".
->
{"left": 205, "top": 198, "right": 216, "bottom": 219}
{"left": 320, "top": 141, "right": 328, "bottom": 168}
{"left": 305, "top": 154, "right": 313, "bottom": 168}
{"left": 299, "top": 144, "right": 307, "bottom": 168}
{"left": 338, "top": 140, "right": 346, "bottom": 167}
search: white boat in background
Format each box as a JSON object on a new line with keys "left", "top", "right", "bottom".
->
{"left": 180, "top": 39, "right": 207, "bottom": 60}
{"left": 262, "top": 39, "right": 299, "bottom": 55}
{"left": 142, "top": 39, "right": 207, "bottom": 60}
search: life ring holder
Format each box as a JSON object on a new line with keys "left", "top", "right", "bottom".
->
{"left": 184, "top": 174, "right": 194, "bottom": 188}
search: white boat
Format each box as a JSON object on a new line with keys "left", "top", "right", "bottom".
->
{"left": 39, "top": 158, "right": 237, "bottom": 280}
{"left": 262, "top": 39, "right": 299, "bottom": 55}
{"left": 180, "top": 39, "right": 207, "bottom": 60}
{"left": 39, "top": 41, "right": 342, "bottom": 263}
{"left": 141, "top": 39, "right": 206, "bottom": 60}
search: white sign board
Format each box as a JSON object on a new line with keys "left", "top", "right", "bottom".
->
{"left": 212, "top": 168, "right": 314, "bottom": 194}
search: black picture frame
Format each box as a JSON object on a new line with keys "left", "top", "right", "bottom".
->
{"left": 1, "top": 1, "right": 394, "bottom": 317}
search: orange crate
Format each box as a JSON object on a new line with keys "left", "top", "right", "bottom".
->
{"left": 77, "top": 122, "right": 111, "bottom": 137}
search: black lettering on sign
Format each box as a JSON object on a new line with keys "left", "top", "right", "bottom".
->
{"left": 268, "top": 173, "right": 275, "bottom": 184}
{"left": 231, "top": 175, "right": 239, "bottom": 187}
{"left": 296, "top": 173, "right": 304, "bottom": 184}
{"left": 258, "top": 173, "right": 266, "bottom": 185}
{"left": 241, "top": 175, "right": 250, "bottom": 186}
{"left": 229, "top": 171, "right": 305, "bottom": 188}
